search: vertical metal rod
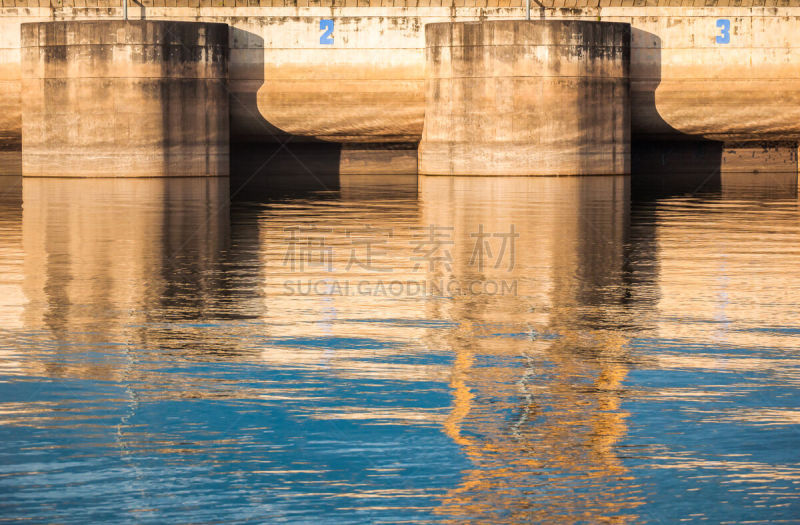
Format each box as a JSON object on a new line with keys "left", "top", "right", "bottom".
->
{"left": 123, "top": 0, "right": 128, "bottom": 20}
{"left": 526, "top": 0, "right": 530, "bottom": 20}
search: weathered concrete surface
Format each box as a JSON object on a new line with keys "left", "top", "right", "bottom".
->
{"left": 4, "top": 8, "right": 800, "bottom": 149}
{"left": 0, "top": 13, "right": 26, "bottom": 151}
{"left": 625, "top": 11, "right": 800, "bottom": 144}
{"left": 3, "top": 7, "right": 800, "bottom": 176}
{"left": 721, "top": 145, "right": 797, "bottom": 173}
{"left": 339, "top": 144, "right": 417, "bottom": 175}
{"left": 418, "top": 20, "right": 630, "bottom": 176}
{"left": 21, "top": 20, "right": 229, "bottom": 177}
{"left": 227, "top": 17, "right": 424, "bottom": 145}
{"left": 632, "top": 141, "right": 798, "bottom": 195}
{"left": 221, "top": 7, "right": 800, "bottom": 150}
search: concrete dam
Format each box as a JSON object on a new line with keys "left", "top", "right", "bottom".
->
{"left": 1, "top": 3, "right": 799, "bottom": 179}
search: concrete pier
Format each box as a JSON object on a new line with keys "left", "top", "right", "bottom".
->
{"left": 418, "top": 20, "right": 630, "bottom": 176}
{"left": 20, "top": 20, "right": 229, "bottom": 178}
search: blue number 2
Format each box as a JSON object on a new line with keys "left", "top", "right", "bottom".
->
{"left": 716, "top": 19, "right": 730, "bottom": 44}
{"left": 320, "top": 19, "right": 334, "bottom": 45}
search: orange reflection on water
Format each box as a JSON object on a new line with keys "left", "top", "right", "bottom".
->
{"left": 417, "top": 176, "right": 643, "bottom": 523}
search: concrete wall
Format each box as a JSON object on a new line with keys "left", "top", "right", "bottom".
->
{"left": 2, "top": 6, "right": 800, "bottom": 158}
{"left": 21, "top": 20, "right": 229, "bottom": 176}
{"left": 215, "top": 7, "right": 800, "bottom": 147}
{"left": 418, "top": 20, "right": 630, "bottom": 176}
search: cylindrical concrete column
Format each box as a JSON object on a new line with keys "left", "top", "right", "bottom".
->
{"left": 418, "top": 20, "right": 631, "bottom": 176}
{"left": 21, "top": 21, "right": 229, "bottom": 177}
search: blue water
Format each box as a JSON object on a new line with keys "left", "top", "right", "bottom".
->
{"left": 0, "top": 175, "right": 798, "bottom": 523}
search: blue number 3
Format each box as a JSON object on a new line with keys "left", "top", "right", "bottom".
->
{"left": 320, "top": 19, "right": 334, "bottom": 45}
{"left": 716, "top": 19, "right": 730, "bottom": 44}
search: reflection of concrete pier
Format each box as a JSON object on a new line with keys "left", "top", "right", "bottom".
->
{"left": 21, "top": 178, "right": 229, "bottom": 345}
{"left": 416, "top": 176, "right": 642, "bottom": 521}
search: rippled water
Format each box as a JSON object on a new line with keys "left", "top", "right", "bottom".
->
{"left": 0, "top": 173, "right": 798, "bottom": 523}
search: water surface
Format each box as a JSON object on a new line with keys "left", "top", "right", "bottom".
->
{"left": 0, "top": 174, "right": 798, "bottom": 523}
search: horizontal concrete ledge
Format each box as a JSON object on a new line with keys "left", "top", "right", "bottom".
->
{"left": 418, "top": 173, "right": 631, "bottom": 177}
{"left": 20, "top": 175, "right": 231, "bottom": 179}
{"left": 5, "top": 7, "right": 800, "bottom": 18}
{"left": 20, "top": 20, "right": 230, "bottom": 47}
{"left": 426, "top": 75, "right": 629, "bottom": 79}
{"left": 20, "top": 44, "right": 228, "bottom": 50}
{"left": 21, "top": 76, "right": 229, "bottom": 80}
{"left": 424, "top": 44, "right": 631, "bottom": 49}
{"left": 424, "top": 20, "right": 631, "bottom": 46}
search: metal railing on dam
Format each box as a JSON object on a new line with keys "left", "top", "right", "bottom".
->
{"left": 0, "top": 1, "right": 798, "bottom": 7}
